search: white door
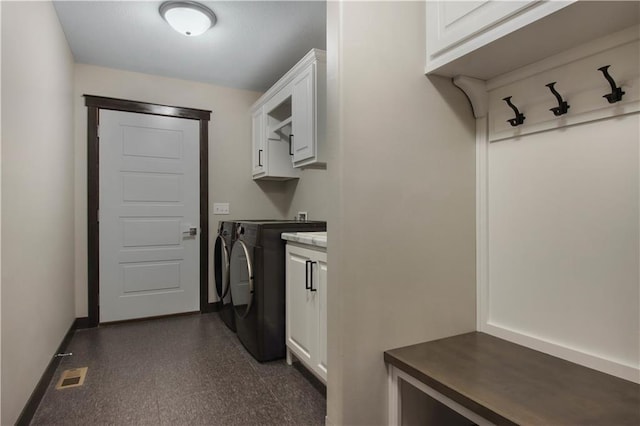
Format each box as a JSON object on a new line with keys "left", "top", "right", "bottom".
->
{"left": 99, "top": 110, "right": 200, "bottom": 322}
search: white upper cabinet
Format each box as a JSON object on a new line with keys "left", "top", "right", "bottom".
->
{"left": 251, "top": 97, "right": 299, "bottom": 180}
{"left": 427, "top": 1, "right": 539, "bottom": 58}
{"left": 250, "top": 49, "right": 326, "bottom": 180}
{"left": 426, "top": 1, "right": 640, "bottom": 80}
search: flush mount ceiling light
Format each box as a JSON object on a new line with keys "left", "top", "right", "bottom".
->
{"left": 159, "top": 1, "right": 216, "bottom": 37}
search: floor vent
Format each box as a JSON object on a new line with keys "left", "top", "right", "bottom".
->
{"left": 56, "top": 367, "right": 88, "bottom": 390}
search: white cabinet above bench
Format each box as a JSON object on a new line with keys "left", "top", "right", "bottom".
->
{"left": 250, "top": 49, "right": 326, "bottom": 180}
{"left": 426, "top": 1, "right": 640, "bottom": 80}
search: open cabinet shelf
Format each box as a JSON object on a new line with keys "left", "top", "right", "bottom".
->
{"left": 269, "top": 116, "right": 292, "bottom": 137}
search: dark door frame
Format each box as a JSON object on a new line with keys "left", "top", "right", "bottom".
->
{"left": 85, "top": 95, "right": 212, "bottom": 327}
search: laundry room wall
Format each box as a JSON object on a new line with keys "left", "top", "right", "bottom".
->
{"left": 326, "top": 2, "right": 477, "bottom": 425}
{"left": 284, "top": 168, "right": 331, "bottom": 222}
{"left": 73, "top": 64, "right": 293, "bottom": 316}
{"left": 1, "top": 1, "right": 76, "bottom": 424}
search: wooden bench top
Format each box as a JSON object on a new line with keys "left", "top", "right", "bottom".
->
{"left": 384, "top": 332, "right": 640, "bottom": 425}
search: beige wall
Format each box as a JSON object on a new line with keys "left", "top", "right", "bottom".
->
{"left": 326, "top": 2, "right": 477, "bottom": 424}
{"left": 73, "top": 64, "right": 302, "bottom": 313}
{"left": 0, "top": 2, "right": 4, "bottom": 423}
{"left": 1, "top": 1, "right": 76, "bottom": 424}
{"left": 284, "top": 168, "right": 331, "bottom": 221}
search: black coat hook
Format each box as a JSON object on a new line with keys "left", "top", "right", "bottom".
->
{"left": 598, "top": 65, "right": 625, "bottom": 103}
{"left": 545, "top": 82, "right": 570, "bottom": 116}
{"left": 503, "top": 96, "right": 525, "bottom": 126}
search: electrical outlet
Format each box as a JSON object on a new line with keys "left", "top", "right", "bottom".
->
{"left": 213, "top": 203, "right": 230, "bottom": 214}
{"left": 297, "top": 211, "right": 308, "bottom": 221}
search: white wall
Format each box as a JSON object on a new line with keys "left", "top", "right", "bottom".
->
{"left": 326, "top": 2, "right": 477, "bottom": 424}
{"left": 1, "top": 1, "right": 76, "bottom": 424}
{"left": 486, "top": 116, "right": 639, "bottom": 378}
{"left": 472, "top": 29, "right": 640, "bottom": 383}
{"left": 73, "top": 65, "right": 297, "bottom": 314}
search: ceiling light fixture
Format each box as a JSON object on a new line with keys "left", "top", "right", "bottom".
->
{"left": 159, "top": 1, "right": 216, "bottom": 37}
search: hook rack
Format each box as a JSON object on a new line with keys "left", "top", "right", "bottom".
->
{"left": 545, "top": 82, "right": 570, "bottom": 116}
{"left": 598, "top": 65, "right": 625, "bottom": 103}
{"left": 503, "top": 96, "right": 526, "bottom": 127}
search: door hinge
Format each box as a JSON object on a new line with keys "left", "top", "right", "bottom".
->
{"left": 97, "top": 209, "right": 100, "bottom": 223}
{"left": 97, "top": 124, "right": 100, "bottom": 139}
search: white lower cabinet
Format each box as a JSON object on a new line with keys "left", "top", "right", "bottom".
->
{"left": 285, "top": 242, "right": 327, "bottom": 383}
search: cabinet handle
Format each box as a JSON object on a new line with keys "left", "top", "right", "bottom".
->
{"left": 258, "top": 149, "right": 263, "bottom": 166}
{"left": 288, "top": 134, "right": 294, "bottom": 156}
{"left": 309, "top": 261, "right": 317, "bottom": 292}
{"left": 305, "top": 260, "right": 311, "bottom": 290}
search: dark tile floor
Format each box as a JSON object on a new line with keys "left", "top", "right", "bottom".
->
{"left": 31, "top": 313, "right": 326, "bottom": 425}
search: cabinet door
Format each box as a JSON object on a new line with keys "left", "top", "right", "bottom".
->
{"left": 291, "top": 63, "right": 316, "bottom": 166}
{"left": 286, "top": 245, "right": 315, "bottom": 365}
{"left": 425, "top": 1, "right": 574, "bottom": 74}
{"left": 426, "top": 1, "right": 536, "bottom": 57}
{"left": 251, "top": 107, "right": 265, "bottom": 177}
{"left": 314, "top": 252, "right": 328, "bottom": 382}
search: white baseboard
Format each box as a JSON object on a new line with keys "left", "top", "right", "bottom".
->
{"left": 482, "top": 322, "right": 640, "bottom": 383}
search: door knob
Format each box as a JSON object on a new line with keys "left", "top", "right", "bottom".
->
{"left": 183, "top": 227, "right": 197, "bottom": 236}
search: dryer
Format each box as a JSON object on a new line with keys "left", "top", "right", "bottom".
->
{"left": 229, "top": 220, "right": 327, "bottom": 362}
{"left": 213, "top": 221, "right": 236, "bottom": 331}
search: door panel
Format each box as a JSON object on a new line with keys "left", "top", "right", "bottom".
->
{"left": 99, "top": 110, "right": 200, "bottom": 322}
{"left": 122, "top": 174, "right": 183, "bottom": 202}
{"left": 121, "top": 218, "right": 182, "bottom": 247}
{"left": 122, "top": 126, "right": 183, "bottom": 159}
{"left": 122, "top": 262, "right": 181, "bottom": 293}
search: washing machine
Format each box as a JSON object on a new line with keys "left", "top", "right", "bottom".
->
{"left": 213, "top": 221, "right": 237, "bottom": 331}
{"left": 229, "top": 220, "right": 327, "bottom": 362}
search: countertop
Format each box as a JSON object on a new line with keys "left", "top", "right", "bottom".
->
{"left": 384, "top": 332, "right": 640, "bottom": 425}
{"left": 282, "top": 231, "right": 327, "bottom": 248}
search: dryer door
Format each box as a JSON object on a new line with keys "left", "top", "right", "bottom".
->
{"left": 213, "top": 235, "right": 230, "bottom": 301}
{"left": 229, "top": 240, "right": 254, "bottom": 318}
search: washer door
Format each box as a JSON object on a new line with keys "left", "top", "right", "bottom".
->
{"left": 213, "top": 235, "right": 230, "bottom": 301}
{"left": 229, "top": 240, "right": 254, "bottom": 318}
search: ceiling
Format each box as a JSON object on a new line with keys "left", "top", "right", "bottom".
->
{"left": 53, "top": 1, "right": 327, "bottom": 93}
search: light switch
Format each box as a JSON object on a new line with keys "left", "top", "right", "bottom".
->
{"left": 213, "top": 203, "right": 230, "bottom": 215}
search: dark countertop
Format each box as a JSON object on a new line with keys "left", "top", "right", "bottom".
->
{"left": 384, "top": 332, "right": 640, "bottom": 425}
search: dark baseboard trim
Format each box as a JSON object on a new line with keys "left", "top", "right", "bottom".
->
{"left": 202, "top": 301, "right": 221, "bottom": 313}
{"left": 74, "top": 317, "right": 91, "bottom": 330}
{"left": 15, "top": 318, "right": 80, "bottom": 426}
